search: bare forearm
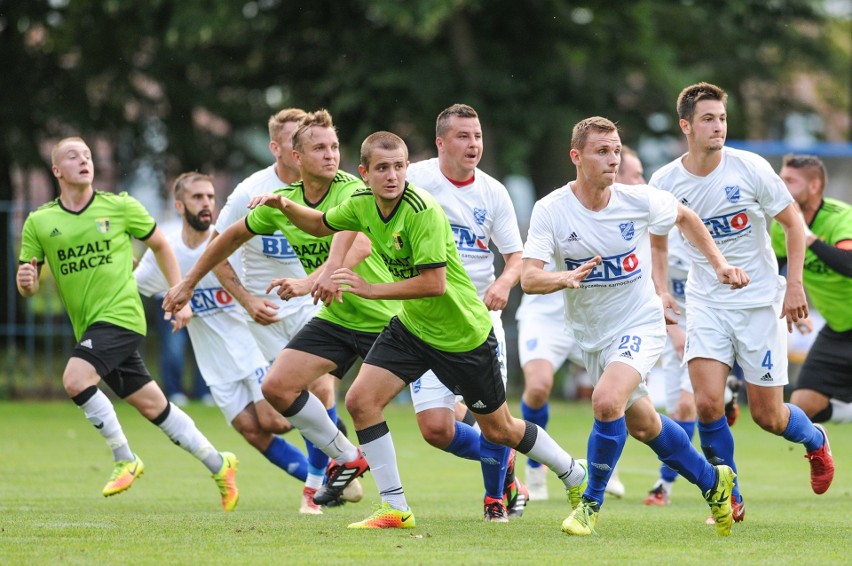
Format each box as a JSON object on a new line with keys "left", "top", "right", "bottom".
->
{"left": 213, "top": 260, "right": 253, "bottom": 305}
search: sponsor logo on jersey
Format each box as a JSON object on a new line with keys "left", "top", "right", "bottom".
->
{"left": 703, "top": 209, "right": 750, "bottom": 240}
{"left": 50, "top": 228, "right": 61, "bottom": 237}
{"left": 619, "top": 222, "right": 635, "bottom": 241}
{"left": 724, "top": 185, "right": 741, "bottom": 203}
{"left": 680, "top": 198, "right": 691, "bottom": 207}
{"left": 95, "top": 217, "right": 110, "bottom": 233}
{"left": 260, "top": 235, "right": 298, "bottom": 260}
{"left": 565, "top": 247, "right": 641, "bottom": 284}
{"left": 473, "top": 208, "right": 487, "bottom": 226}
{"left": 451, "top": 224, "right": 489, "bottom": 253}
{"left": 567, "top": 232, "right": 581, "bottom": 242}
{"left": 190, "top": 287, "right": 235, "bottom": 315}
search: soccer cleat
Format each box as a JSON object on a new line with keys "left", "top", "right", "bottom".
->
{"left": 347, "top": 502, "right": 415, "bottom": 529}
{"left": 724, "top": 375, "right": 741, "bottom": 427}
{"left": 299, "top": 486, "right": 323, "bottom": 515}
{"left": 313, "top": 452, "right": 370, "bottom": 506}
{"left": 484, "top": 496, "right": 510, "bottom": 523}
{"left": 504, "top": 478, "right": 529, "bottom": 518}
{"left": 605, "top": 467, "right": 625, "bottom": 498}
{"left": 561, "top": 498, "right": 599, "bottom": 536}
{"left": 705, "top": 497, "right": 744, "bottom": 525}
{"left": 806, "top": 423, "right": 834, "bottom": 495}
{"left": 212, "top": 452, "right": 239, "bottom": 512}
{"left": 566, "top": 459, "right": 588, "bottom": 510}
{"left": 643, "top": 484, "right": 670, "bottom": 506}
{"left": 102, "top": 455, "right": 144, "bottom": 497}
{"left": 526, "top": 463, "right": 549, "bottom": 501}
{"left": 703, "top": 465, "right": 736, "bottom": 536}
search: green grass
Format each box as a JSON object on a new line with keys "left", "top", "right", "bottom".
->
{"left": 1, "top": 400, "right": 850, "bottom": 565}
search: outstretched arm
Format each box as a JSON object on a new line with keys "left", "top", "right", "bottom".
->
{"left": 247, "top": 193, "right": 333, "bottom": 238}
{"left": 520, "top": 257, "right": 600, "bottom": 295}
{"left": 330, "top": 264, "right": 446, "bottom": 300}
{"left": 675, "top": 204, "right": 749, "bottom": 290}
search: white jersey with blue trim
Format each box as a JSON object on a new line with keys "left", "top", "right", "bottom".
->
{"left": 135, "top": 229, "right": 268, "bottom": 386}
{"left": 524, "top": 182, "right": 678, "bottom": 351}
{"left": 649, "top": 146, "right": 791, "bottom": 309}
{"left": 216, "top": 164, "right": 312, "bottom": 310}
{"left": 406, "top": 158, "right": 523, "bottom": 299}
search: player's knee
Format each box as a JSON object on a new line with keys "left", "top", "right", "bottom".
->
{"left": 419, "top": 421, "right": 454, "bottom": 449}
{"left": 750, "top": 406, "right": 786, "bottom": 434}
{"left": 523, "top": 381, "right": 552, "bottom": 407}
{"left": 590, "top": 393, "right": 623, "bottom": 421}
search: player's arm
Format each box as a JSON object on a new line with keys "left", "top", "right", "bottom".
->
{"left": 209, "top": 229, "right": 280, "bottom": 326}
{"left": 16, "top": 258, "right": 40, "bottom": 297}
{"left": 650, "top": 233, "right": 679, "bottom": 324}
{"left": 308, "top": 231, "right": 372, "bottom": 306}
{"left": 247, "top": 193, "right": 333, "bottom": 238}
{"left": 144, "top": 227, "right": 193, "bottom": 331}
{"left": 329, "top": 264, "right": 446, "bottom": 300}
{"left": 162, "top": 220, "right": 252, "bottom": 314}
{"left": 675, "top": 204, "right": 749, "bottom": 289}
{"left": 483, "top": 251, "right": 522, "bottom": 311}
{"left": 520, "top": 257, "right": 600, "bottom": 294}
{"left": 774, "top": 203, "right": 809, "bottom": 331}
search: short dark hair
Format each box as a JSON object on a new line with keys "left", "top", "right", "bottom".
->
{"left": 436, "top": 104, "right": 478, "bottom": 138}
{"left": 173, "top": 171, "right": 213, "bottom": 199}
{"left": 782, "top": 154, "right": 827, "bottom": 190}
{"left": 360, "top": 131, "right": 408, "bottom": 169}
{"left": 677, "top": 82, "right": 728, "bottom": 122}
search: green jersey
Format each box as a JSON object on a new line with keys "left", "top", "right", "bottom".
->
{"left": 323, "top": 183, "right": 492, "bottom": 352}
{"left": 18, "top": 191, "right": 156, "bottom": 340}
{"left": 246, "top": 170, "right": 398, "bottom": 333}
{"left": 771, "top": 197, "right": 852, "bottom": 331}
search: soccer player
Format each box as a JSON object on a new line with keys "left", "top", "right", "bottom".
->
{"left": 773, "top": 154, "right": 852, "bottom": 424}
{"left": 404, "top": 103, "right": 528, "bottom": 521}
{"left": 648, "top": 83, "right": 835, "bottom": 510}
{"left": 522, "top": 117, "right": 746, "bottom": 537}
{"left": 211, "top": 108, "right": 360, "bottom": 514}
{"left": 162, "top": 110, "right": 395, "bottom": 508}
{"left": 248, "top": 130, "right": 589, "bottom": 530}
{"left": 16, "top": 137, "right": 239, "bottom": 510}
{"left": 135, "top": 172, "right": 310, "bottom": 497}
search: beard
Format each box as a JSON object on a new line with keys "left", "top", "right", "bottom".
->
{"left": 185, "top": 210, "right": 212, "bottom": 232}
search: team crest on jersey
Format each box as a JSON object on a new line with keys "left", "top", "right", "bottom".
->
{"left": 619, "top": 222, "right": 635, "bottom": 241}
{"left": 473, "top": 208, "right": 487, "bottom": 226}
{"left": 724, "top": 185, "right": 741, "bottom": 203}
{"left": 95, "top": 218, "right": 110, "bottom": 233}
{"left": 393, "top": 233, "right": 404, "bottom": 250}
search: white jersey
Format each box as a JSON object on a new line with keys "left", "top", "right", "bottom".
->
{"left": 215, "top": 164, "right": 314, "bottom": 313}
{"left": 524, "top": 183, "right": 678, "bottom": 350}
{"left": 668, "top": 229, "right": 690, "bottom": 317}
{"left": 649, "top": 146, "right": 791, "bottom": 309}
{"left": 406, "top": 158, "right": 523, "bottom": 298}
{"left": 135, "top": 229, "right": 268, "bottom": 386}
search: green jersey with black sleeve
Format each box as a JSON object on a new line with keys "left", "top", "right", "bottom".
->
{"left": 323, "top": 182, "right": 492, "bottom": 352}
{"left": 245, "top": 170, "right": 398, "bottom": 333}
{"left": 18, "top": 191, "right": 156, "bottom": 340}
{"left": 771, "top": 197, "right": 852, "bottom": 331}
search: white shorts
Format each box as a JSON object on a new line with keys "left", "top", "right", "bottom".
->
{"left": 410, "top": 310, "right": 507, "bottom": 414}
{"left": 582, "top": 322, "right": 666, "bottom": 410}
{"left": 660, "top": 334, "right": 692, "bottom": 414}
{"left": 247, "top": 296, "right": 321, "bottom": 362}
{"left": 517, "top": 314, "right": 584, "bottom": 369}
{"left": 685, "top": 301, "right": 788, "bottom": 388}
{"left": 208, "top": 365, "right": 269, "bottom": 424}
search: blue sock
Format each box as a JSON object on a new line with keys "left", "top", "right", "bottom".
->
{"left": 784, "top": 403, "right": 824, "bottom": 452}
{"left": 444, "top": 421, "right": 480, "bottom": 461}
{"left": 660, "top": 419, "right": 696, "bottom": 482}
{"left": 698, "top": 415, "right": 740, "bottom": 500}
{"left": 262, "top": 436, "right": 308, "bottom": 481}
{"left": 480, "top": 437, "right": 509, "bottom": 499}
{"left": 586, "top": 417, "right": 628, "bottom": 506}
{"left": 520, "top": 400, "right": 549, "bottom": 468}
{"left": 648, "top": 415, "right": 716, "bottom": 493}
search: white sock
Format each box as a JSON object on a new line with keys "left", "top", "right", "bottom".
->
{"left": 361, "top": 432, "right": 407, "bottom": 511}
{"left": 522, "top": 425, "right": 577, "bottom": 486}
{"left": 156, "top": 403, "right": 221, "bottom": 472}
{"left": 305, "top": 473, "right": 324, "bottom": 490}
{"left": 79, "top": 389, "right": 132, "bottom": 461}
{"left": 830, "top": 399, "right": 852, "bottom": 423}
{"left": 287, "top": 392, "right": 358, "bottom": 462}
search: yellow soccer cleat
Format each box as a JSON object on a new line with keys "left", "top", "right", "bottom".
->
{"left": 212, "top": 452, "right": 239, "bottom": 512}
{"left": 704, "top": 464, "right": 736, "bottom": 536}
{"left": 561, "top": 499, "right": 599, "bottom": 536}
{"left": 102, "top": 455, "right": 144, "bottom": 497}
{"left": 347, "top": 502, "right": 416, "bottom": 529}
{"left": 566, "top": 458, "right": 588, "bottom": 510}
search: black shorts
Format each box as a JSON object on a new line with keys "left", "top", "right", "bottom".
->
{"left": 73, "top": 321, "right": 153, "bottom": 398}
{"left": 795, "top": 325, "right": 852, "bottom": 402}
{"left": 286, "top": 317, "right": 380, "bottom": 378}
{"left": 364, "top": 316, "right": 505, "bottom": 414}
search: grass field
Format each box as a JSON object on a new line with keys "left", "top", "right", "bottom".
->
{"left": 2, "top": 399, "right": 850, "bottom": 565}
